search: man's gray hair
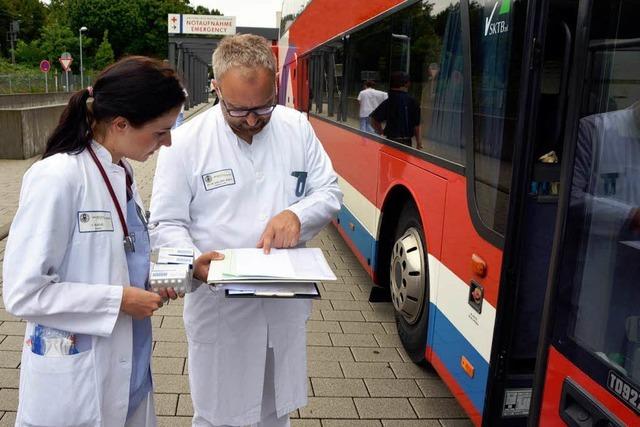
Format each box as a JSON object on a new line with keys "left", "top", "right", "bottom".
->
{"left": 212, "top": 34, "right": 276, "bottom": 80}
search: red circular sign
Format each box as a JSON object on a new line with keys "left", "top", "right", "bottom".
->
{"left": 40, "top": 60, "right": 50, "bottom": 73}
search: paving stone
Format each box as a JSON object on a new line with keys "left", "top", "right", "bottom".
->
{"left": 153, "top": 328, "right": 187, "bottom": 342}
{"left": 291, "top": 419, "right": 321, "bottom": 427}
{"left": 0, "top": 368, "right": 20, "bottom": 388}
{"left": 307, "top": 361, "right": 343, "bottom": 378}
{"left": 351, "top": 347, "right": 402, "bottom": 362}
{"left": 308, "top": 346, "right": 354, "bottom": 362}
{"left": 310, "top": 310, "right": 323, "bottom": 321}
{"left": 154, "top": 393, "right": 178, "bottom": 416}
{"left": 156, "top": 304, "right": 184, "bottom": 317}
{"left": 340, "top": 362, "right": 395, "bottom": 379}
{"left": 409, "top": 398, "right": 467, "bottom": 419}
{"left": 0, "top": 311, "right": 19, "bottom": 322}
{"left": 321, "top": 310, "right": 365, "bottom": 322}
{"left": 154, "top": 342, "right": 189, "bottom": 357}
{"left": 307, "top": 321, "right": 342, "bottom": 333}
{"left": 438, "top": 420, "right": 475, "bottom": 427}
{"left": 0, "top": 412, "right": 16, "bottom": 427}
{"left": 0, "top": 351, "right": 20, "bottom": 368}
{"left": 299, "top": 397, "right": 358, "bottom": 418}
{"left": 308, "top": 332, "right": 332, "bottom": 346}
{"left": 351, "top": 290, "right": 372, "bottom": 301}
{"left": 0, "top": 322, "right": 25, "bottom": 336}
{"left": 322, "top": 421, "right": 382, "bottom": 427}
{"left": 354, "top": 398, "right": 416, "bottom": 419}
{"left": 320, "top": 291, "right": 355, "bottom": 301}
{"left": 0, "top": 389, "right": 17, "bottom": 411}
{"left": 331, "top": 300, "right": 373, "bottom": 311}
{"left": 382, "top": 421, "right": 441, "bottom": 427}
{"left": 339, "top": 322, "right": 386, "bottom": 335}
{"left": 157, "top": 416, "right": 192, "bottom": 427}
{"left": 151, "top": 315, "right": 163, "bottom": 328}
{"left": 396, "top": 346, "right": 414, "bottom": 363}
{"left": 330, "top": 333, "right": 378, "bottom": 348}
{"left": 177, "top": 394, "right": 194, "bottom": 416}
{"left": 374, "top": 334, "right": 403, "bottom": 348}
{"left": 160, "top": 316, "right": 184, "bottom": 329}
{"left": 0, "top": 336, "right": 22, "bottom": 351}
{"left": 362, "top": 311, "right": 396, "bottom": 322}
{"left": 416, "top": 380, "right": 453, "bottom": 397}
{"left": 390, "top": 363, "right": 438, "bottom": 379}
{"left": 381, "top": 323, "right": 399, "bottom": 334}
{"left": 313, "top": 299, "right": 333, "bottom": 311}
{"left": 311, "top": 378, "right": 368, "bottom": 397}
{"left": 364, "top": 379, "right": 422, "bottom": 397}
{"left": 152, "top": 357, "right": 185, "bottom": 375}
{"left": 153, "top": 374, "right": 190, "bottom": 393}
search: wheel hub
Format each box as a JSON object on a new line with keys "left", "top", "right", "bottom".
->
{"left": 390, "top": 227, "right": 426, "bottom": 325}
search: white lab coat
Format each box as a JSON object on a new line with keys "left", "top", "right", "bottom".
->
{"left": 149, "top": 104, "right": 342, "bottom": 425}
{"left": 2, "top": 142, "right": 154, "bottom": 427}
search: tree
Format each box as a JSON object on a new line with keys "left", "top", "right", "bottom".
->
{"left": 94, "top": 30, "right": 114, "bottom": 71}
{"left": 38, "top": 21, "right": 92, "bottom": 73}
{"left": 7, "top": 0, "right": 46, "bottom": 43}
{"left": 14, "top": 39, "right": 45, "bottom": 66}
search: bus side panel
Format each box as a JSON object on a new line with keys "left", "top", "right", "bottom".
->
{"left": 539, "top": 347, "right": 639, "bottom": 426}
{"left": 288, "top": 0, "right": 404, "bottom": 55}
{"left": 310, "top": 117, "right": 381, "bottom": 275}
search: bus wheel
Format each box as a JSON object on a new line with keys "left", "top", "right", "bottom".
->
{"left": 391, "top": 203, "right": 428, "bottom": 364}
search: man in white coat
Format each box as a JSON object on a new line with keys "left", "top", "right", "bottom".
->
{"left": 149, "top": 34, "right": 343, "bottom": 427}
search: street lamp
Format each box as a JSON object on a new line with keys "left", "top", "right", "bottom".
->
{"left": 79, "top": 26, "right": 88, "bottom": 88}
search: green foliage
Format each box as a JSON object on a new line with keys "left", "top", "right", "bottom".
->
{"left": 14, "top": 39, "right": 45, "bottom": 66}
{"left": 94, "top": 30, "right": 114, "bottom": 71}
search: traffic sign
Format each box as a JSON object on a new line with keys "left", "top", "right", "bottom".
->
{"left": 40, "top": 60, "right": 50, "bottom": 73}
{"left": 59, "top": 52, "right": 73, "bottom": 72}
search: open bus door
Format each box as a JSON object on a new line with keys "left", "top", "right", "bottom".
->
{"left": 529, "top": 0, "right": 640, "bottom": 425}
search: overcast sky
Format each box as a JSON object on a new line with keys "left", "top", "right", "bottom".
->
{"left": 190, "top": 0, "right": 282, "bottom": 28}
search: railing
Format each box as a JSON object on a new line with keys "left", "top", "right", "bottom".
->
{"left": 0, "top": 72, "right": 95, "bottom": 95}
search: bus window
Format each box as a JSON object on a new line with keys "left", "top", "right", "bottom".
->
{"left": 469, "top": 0, "right": 525, "bottom": 236}
{"left": 555, "top": 0, "right": 640, "bottom": 385}
{"left": 311, "top": 42, "right": 345, "bottom": 121}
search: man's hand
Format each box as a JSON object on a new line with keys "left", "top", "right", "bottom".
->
{"left": 257, "top": 210, "right": 301, "bottom": 254}
{"left": 156, "top": 286, "right": 180, "bottom": 301}
{"left": 193, "top": 251, "right": 225, "bottom": 282}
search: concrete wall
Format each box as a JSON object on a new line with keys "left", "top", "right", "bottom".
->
{"left": 0, "top": 104, "right": 66, "bottom": 159}
{"left": 0, "top": 93, "right": 72, "bottom": 109}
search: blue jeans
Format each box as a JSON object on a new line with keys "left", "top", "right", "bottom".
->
{"left": 359, "top": 117, "right": 374, "bottom": 133}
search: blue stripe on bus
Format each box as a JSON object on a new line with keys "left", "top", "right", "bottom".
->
{"left": 336, "top": 204, "right": 377, "bottom": 271}
{"left": 430, "top": 303, "right": 488, "bottom": 414}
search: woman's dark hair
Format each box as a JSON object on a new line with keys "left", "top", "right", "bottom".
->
{"left": 43, "top": 56, "right": 186, "bottom": 158}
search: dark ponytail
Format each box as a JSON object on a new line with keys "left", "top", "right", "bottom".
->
{"left": 43, "top": 56, "right": 186, "bottom": 159}
{"left": 43, "top": 88, "right": 93, "bottom": 158}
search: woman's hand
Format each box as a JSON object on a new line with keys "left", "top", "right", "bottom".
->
{"left": 121, "top": 287, "right": 163, "bottom": 320}
{"left": 193, "top": 251, "right": 225, "bottom": 282}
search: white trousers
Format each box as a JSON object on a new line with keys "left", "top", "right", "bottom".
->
{"left": 124, "top": 391, "right": 157, "bottom": 427}
{"left": 192, "top": 348, "right": 290, "bottom": 427}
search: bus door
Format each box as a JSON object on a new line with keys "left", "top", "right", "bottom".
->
{"left": 531, "top": 0, "right": 640, "bottom": 425}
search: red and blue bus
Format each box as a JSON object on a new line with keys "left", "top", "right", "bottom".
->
{"left": 278, "top": 0, "right": 640, "bottom": 425}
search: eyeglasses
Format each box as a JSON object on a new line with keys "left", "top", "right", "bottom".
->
{"left": 217, "top": 89, "right": 277, "bottom": 118}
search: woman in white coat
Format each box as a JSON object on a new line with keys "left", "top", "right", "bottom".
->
{"left": 2, "top": 56, "right": 187, "bottom": 427}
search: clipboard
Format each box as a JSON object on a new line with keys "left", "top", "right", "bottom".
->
{"left": 223, "top": 282, "right": 321, "bottom": 299}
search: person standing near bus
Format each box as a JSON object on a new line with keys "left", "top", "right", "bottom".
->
{"left": 148, "top": 34, "right": 342, "bottom": 427}
{"left": 370, "top": 71, "right": 423, "bottom": 149}
{"left": 357, "top": 80, "right": 387, "bottom": 132}
{"left": 2, "top": 56, "right": 187, "bottom": 427}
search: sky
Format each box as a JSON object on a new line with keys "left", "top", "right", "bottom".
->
{"left": 190, "top": 0, "right": 282, "bottom": 28}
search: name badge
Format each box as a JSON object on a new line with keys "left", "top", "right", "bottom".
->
{"left": 202, "top": 169, "right": 235, "bottom": 191}
{"left": 78, "top": 211, "right": 114, "bottom": 233}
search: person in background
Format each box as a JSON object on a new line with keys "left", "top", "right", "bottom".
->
{"left": 370, "top": 71, "right": 422, "bottom": 149}
{"left": 356, "top": 80, "right": 387, "bottom": 132}
{"left": 2, "top": 56, "right": 189, "bottom": 427}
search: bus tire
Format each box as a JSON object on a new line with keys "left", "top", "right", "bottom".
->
{"left": 391, "top": 203, "right": 429, "bottom": 364}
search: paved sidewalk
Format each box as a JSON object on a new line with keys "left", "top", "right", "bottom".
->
{"left": 0, "top": 103, "right": 471, "bottom": 426}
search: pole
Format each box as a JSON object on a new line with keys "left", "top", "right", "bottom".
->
{"left": 9, "top": 34, "right": 15, "bottom": 64}
{"left": 65, "top": 70, "right": 69, "bottom": 92}
{"left": 45, "top": 72, "right": 48, "bottom": 93}
{"left": 79, "top": 30, "right": 84, "bottom": 88}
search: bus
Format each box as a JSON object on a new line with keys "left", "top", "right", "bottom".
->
{"left": 277, "top": 0, "right": 640, "bottom": 425}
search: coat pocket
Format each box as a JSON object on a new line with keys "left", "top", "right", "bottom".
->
{"left": 20, "top": 349, "right": 100, "bottom": 427}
